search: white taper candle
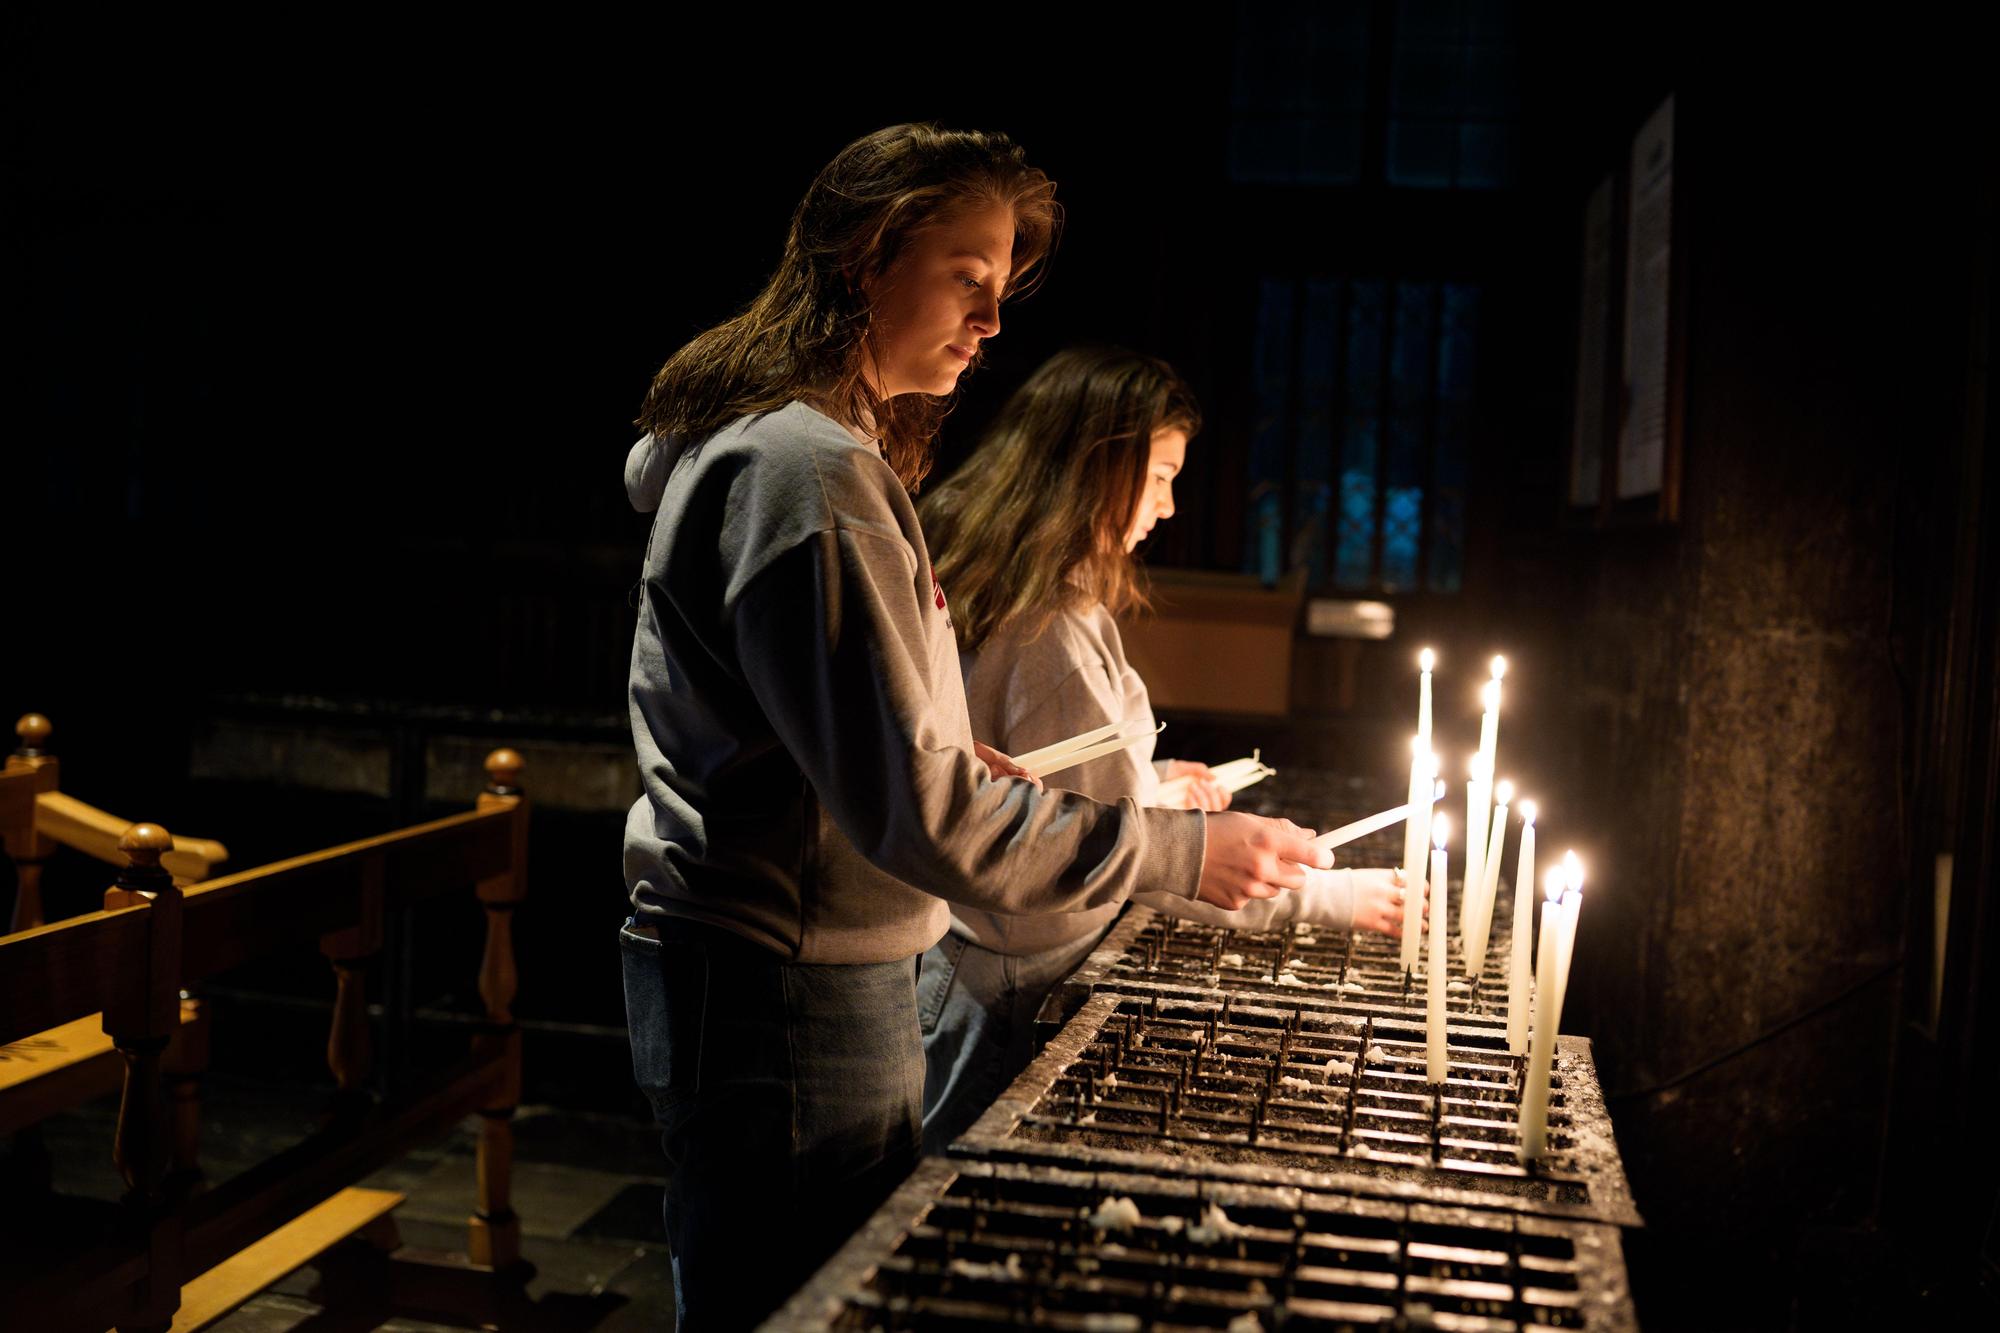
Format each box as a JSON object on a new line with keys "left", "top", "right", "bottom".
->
{"left": 1506, "top": 802, "right": 1537, "bottom": 1055}
{"left": 1426, "top": 816, "right": 1450, "bottom": 1085}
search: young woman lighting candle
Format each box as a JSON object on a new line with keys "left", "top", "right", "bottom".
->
{"left": 619, "top": 128, "right": 1331, "bottom": 1329}
{"left": 915, "top": 346, "right": 1406, "bottom": 1151}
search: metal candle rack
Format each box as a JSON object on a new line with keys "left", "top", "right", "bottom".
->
{"left": 1045, "top": 886, "right": 1523, "bottom": 1043}
{"left": 1039, "top": 777, "right": 1526, "bottom": 1041}
{"left": 964, "top": 992, "right": 1639, "bottom": 1229}
{"left": 773, "top": 770, "right": 1639, "bottom": 1329}
{"left": 767, "top": 1156, "right": 1638, "bottom": 1332}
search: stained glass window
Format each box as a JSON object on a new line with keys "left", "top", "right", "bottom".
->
{"left": 1387, "top": 0, "right": 1520, "bottom": 189}
{"left": 1336, "top": 281, "right": 1386, "bottom": 588}
{"left": 1244, "top": 279, "right": 1296, "bottom": 584}
{"left": 1228, "top": 1, "right": 1372, "bottom": 186}
{"left": 1246, "top": 277, "right": 1475, "bottom": 596}
{"left": 1290, "top": 280, "right": 1341, "bottom": 587}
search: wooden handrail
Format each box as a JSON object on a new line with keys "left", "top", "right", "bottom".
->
{"left": 34, "top": 790, "right": 229, "bottom": 883}
{"left": 0, "top": 903, "right": 151, "bottom": 1046}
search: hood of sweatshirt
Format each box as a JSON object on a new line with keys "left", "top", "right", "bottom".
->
{"left": 626, "top": 434, "right": 672, "bottom": 513}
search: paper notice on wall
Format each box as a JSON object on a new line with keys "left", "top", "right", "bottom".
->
{"left": 1619, "top": 95, "right": 1674, "bottom": 500}
{"left": 1570, "top": 176, "right": 1615, "bottom": 507}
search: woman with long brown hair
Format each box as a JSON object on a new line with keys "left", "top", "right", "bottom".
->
{"left": 619, "top": 128, "right": 1332, "bottom": 1329}
{"left": 916, "top": 346, "right": 1408, "bottom": 1150}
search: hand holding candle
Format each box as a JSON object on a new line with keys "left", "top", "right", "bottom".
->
{"left": 1426, "top": 815, "right": 1450, "bottom": 1084}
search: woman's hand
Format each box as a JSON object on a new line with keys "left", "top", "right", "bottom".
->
{"left": 1196, "top": 813, "right": 1331, "bottom": 910}
{"left": 1350, "top": 867, "right": 1418, "bottom": 937}
{"left": 972, "top": 740, "right": 1043, "bottom": 790}
{"left": 1155, "top": 759, "right": 1231, "bottom": 811}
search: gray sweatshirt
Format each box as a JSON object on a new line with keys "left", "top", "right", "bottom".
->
{"left": 622, "top": 403, "right": 1206, "bottom": 964}
{"left": 955, "top": 602, "right": 1358, "bottom": 955}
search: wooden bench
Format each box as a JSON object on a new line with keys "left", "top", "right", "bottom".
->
{"left": 2, "top": 716, "right": 220, "bottom": 1184}
{"left": 0, "top": 747, "right": 530, "bottom": 1332}
{"left": 6, "top": 714, "right": 232, "bottom": 933}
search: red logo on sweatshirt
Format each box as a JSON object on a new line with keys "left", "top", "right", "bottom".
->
{"left": 930, "top": 565, "right": 947, "bottom": 611}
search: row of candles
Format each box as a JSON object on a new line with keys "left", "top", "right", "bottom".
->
{"left": 1397, "top": 650, "right": 1588, "bottom": 1163}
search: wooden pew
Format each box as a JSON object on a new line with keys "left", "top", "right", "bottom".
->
{"left": 2, "top": 716, "right": 217, "bottom": 1187}
{"left": 0, "top": 748, "right": 529, "bottom": 1332}
{"left": 5, "top": 714, "right": 232, "bottom": 933}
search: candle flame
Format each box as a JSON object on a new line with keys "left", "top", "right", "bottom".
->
{"left": 1433, "top": 814, "right": 1450, "bottom": 849}
{"left": 1519, "top": 799, "right": 1537, "bottom": 825}
{"left": 1481, "top": 679, "right": 1501, "bottom": 711}
{"left": 1494, "top": 778, "right": 1515, "bottom": 805}
{"left": 1563, "top": 850, "right": 1585, "bottom": 893}
{"left": 1544, "top": 867, "right": 1565, "bottom": 903}
{"left": 1469, "top": 752, "right": 1492, "bottom": 782}
{"left": 1419, "top": 647, "right": 1435, "bottom": 671}
{"left": 1490, "top": 655, "right": 1508, "bottom": 680}
{"left": 1433, "top": 778, "right": 1446, "bottom": 801}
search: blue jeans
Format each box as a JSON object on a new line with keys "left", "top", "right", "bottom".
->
{"left": 620, "top": 918, "right": 923, "bottom": 1332}
{"left": 917, "top": 926, "right": 1108, "bottom": 1154}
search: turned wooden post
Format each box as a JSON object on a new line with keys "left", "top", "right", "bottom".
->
{"left": 7, "top": 714, "right": 59, "bottom": 931}
{"left": 320, "top": 854, "right": 386, "bottom": 1110}
{"left": 162, "top": 994, "right": 208, "bottom": 1183}
{"left": 468, "top": 747, "right": 526, "bottom": 1269}
{"left": 103, "top": 823, "right": 185, "bottom": 1333}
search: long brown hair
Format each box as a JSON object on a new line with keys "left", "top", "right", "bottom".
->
{"left": 921, "top": 346, "right": 1202, "bottom": 651}
{"left": 636, "top": 124, "right": 1061, "bottom": 489}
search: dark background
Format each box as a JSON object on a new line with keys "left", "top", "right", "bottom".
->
{"left": 5, "top": 5, "right": 1996, "bottom": 1329}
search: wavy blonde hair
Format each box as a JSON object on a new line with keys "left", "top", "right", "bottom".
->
{"left": 921, "top": 346, "right": 1201, "bottom": 651}
{"left": 636, "top": 124, "right": 1061, "bottom": 489}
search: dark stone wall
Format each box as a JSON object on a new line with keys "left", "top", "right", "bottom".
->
{"left": 1490, "top": 52, "right": 1979, "bottom": 1328}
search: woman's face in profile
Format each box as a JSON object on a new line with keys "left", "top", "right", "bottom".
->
{"left": 862, "top": 201, "right": 1015, "bottom": 399}
{"left": 1125, "top": 427, "right": 1188, "bottom": 552}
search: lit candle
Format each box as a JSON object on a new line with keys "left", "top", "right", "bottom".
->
{"left": 1426, "top": 815, "right": 1450, "bottom": 1085}
{"left": 1506, "top": 801, "right": 1537, "bottom": 1055}
{"left": 1518, "top": 868, "right": 1565, "bottom": 1162}
{"left": 1417, "top": 648, "right": 1435, "bottom": 752}
{"left": 1408, "top": 748, "right": 1440, "bottom": 964}
{"left": 1467, "top": 658, "right": 1505, "bottom": 893}
{"left": 1463, "top": 750, "right": 1492, "bottom": 929}
{"left": 1551, "top": 853, "right": 1586, "bottom": 1029}
{"left": 1399, "top": 741, "right": 1428, "bottom": 971}
{"left": 1466, "top": 779, "right": 1513, "bottom": 975}
{"left": 1482, "top": 657, "right": 1507, "bottom": 777}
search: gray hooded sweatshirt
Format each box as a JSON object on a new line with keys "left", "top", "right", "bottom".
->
{"left": 622, "top": 403, "right": 1206, "bottom": 964}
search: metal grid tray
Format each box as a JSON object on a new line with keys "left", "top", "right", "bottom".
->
{"left": 965, "top": 993, "right": 1638, "bottom": 1229}
{"left": 1045, "top": 892, "right": 1525, "bottom": 1042}
{"left": 767, "top": 1155, "right": 1637, "bottom": 1332}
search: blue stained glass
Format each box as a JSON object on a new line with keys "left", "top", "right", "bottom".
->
{"left": 1428, "top": 284, "right": 1479, "bottom": 592}
{"left": 1383, "top": 486, "right": 1423, "bottom": 589}
{"left": 1291, "top": 279, "right": 1340, "bottom": 587}
{"left": 1383, "top": 282, "right": 1436, "bottom": 591}
{"left": 1336, "top": 462, "right": 1377, "bottom": 588}
{"left": 1228, "top": 1, "right": 1371, "bottom": 185}
{"left": 1336, "top": 281, "right": 1386, "bottom": 590}
{"left": 1245, "top": 279, "right": 1295, "bottom": 577}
